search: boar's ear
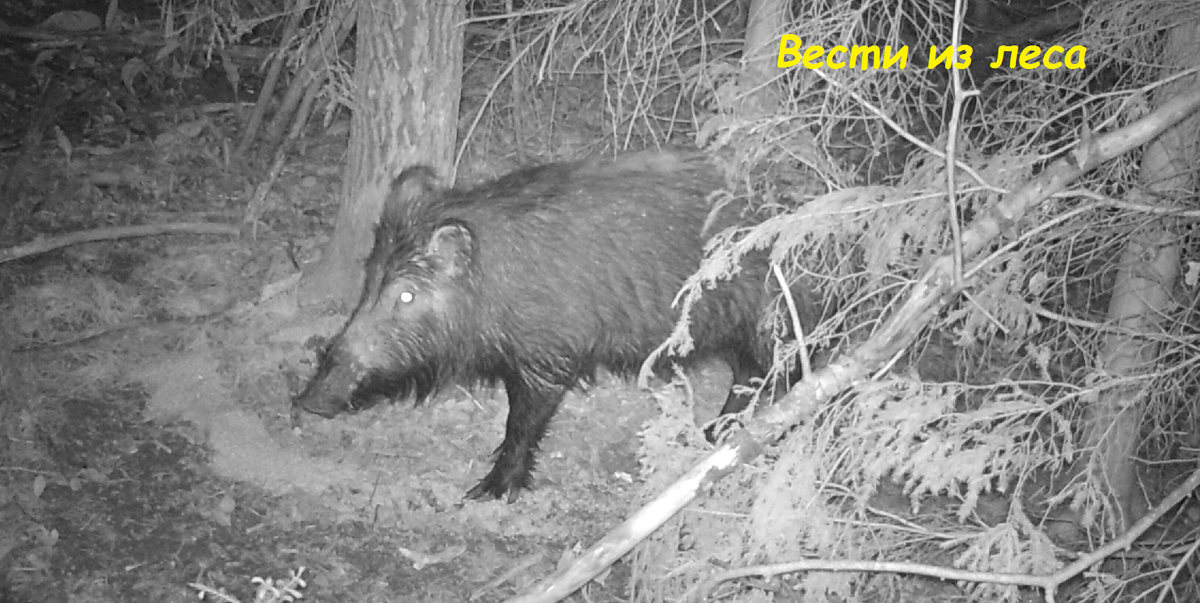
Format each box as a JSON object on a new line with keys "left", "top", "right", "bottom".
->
{"left": 426, "top": 221, "right": 474, "bottom": 277}
{"left": 383, "top": 166, "right": 441, "bottom": 214}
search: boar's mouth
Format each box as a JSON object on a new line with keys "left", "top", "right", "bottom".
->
{"left": 293, "top": 359, "right": 444, "bottom": 419}
{"left": 295, "top": 400, "right": 341, "bottom": 419}
{"left": 292, "top": 383, "right": 350, "bottom": 418}
{"left": 347, "top": 363, "right": 442, "bottom": 408}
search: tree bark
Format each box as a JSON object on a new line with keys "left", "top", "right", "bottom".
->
{"left": 739, "top": 0, "right": 787, "bottom": 117}
{"left": 298, "top": 0, "right": 465, "bottom": 308}
{"left": 1082, "top": 20, "right": 1195, "bottom": 531}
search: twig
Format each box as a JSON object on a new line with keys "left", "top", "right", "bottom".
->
{"left": 243, "top": 151, "right": 291, "bottom": 237}
{"left": 771, "top": 263, "right": 811, "bottom": 376}
{"left": 944, "top": 0, "right": 979, "bottom": 288}
{"left": 1154, "top": 533, "right": 1200, "bottom": 603}
{"left": 0, "top": 222, "right": 239, "bottom": 264}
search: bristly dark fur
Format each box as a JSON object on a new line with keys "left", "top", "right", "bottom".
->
{"left": 346, "top": 356, "right": 440, "bottom": 411}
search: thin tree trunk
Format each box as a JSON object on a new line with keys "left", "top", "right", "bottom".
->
{"left": 739, "top": 0, "right": 787, "bottom": 117}
{"left": 1082, "top": 20, "right": 1195, "bottom": 531}
{"left": 298, "top": 0, "right": 465, "bottom": 308}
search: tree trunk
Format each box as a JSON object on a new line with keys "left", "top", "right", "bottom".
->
{"left": 298, "top": 0, "right": 465, "bottom": 308}
{"left": 740, "top": 0, "right": 787, "bottom": 117}
{"left": 1082, "top": 21, "right": 1195, "bottom": 532}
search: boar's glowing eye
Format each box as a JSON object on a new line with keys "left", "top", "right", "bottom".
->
{"left": 378, "top": 280, "right": 418, "bottom": 311}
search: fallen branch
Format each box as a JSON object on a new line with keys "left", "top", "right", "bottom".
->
{"left": 0, "top": 222, "right": 240, "bottom": 264}
{"left": 501, "top": 82, "right": 1200, "bottom": 603}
